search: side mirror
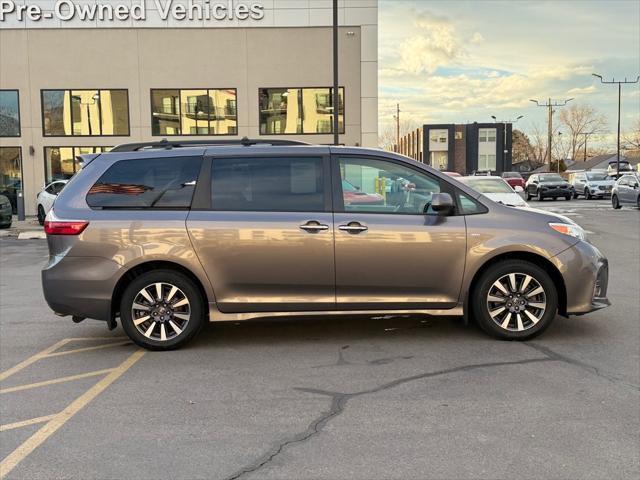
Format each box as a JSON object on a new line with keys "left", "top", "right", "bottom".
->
{"left": 514, "top": 185, "right": 524, "bottom": 193}
{"left": 430, "top": 192, "right": 454, "bottom": 215}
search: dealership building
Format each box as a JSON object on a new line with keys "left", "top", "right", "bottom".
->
{"left": 0, "top": 0, "right": 378, "bottom": 216}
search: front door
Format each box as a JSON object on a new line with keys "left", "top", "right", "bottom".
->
{"left": 332, "top": 155, "right": 467, "bottom": 309}
{"left": 187, "top": 154, "right": 335, "bottom": 313}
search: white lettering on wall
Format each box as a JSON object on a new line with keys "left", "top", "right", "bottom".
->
{"left": 0, "top": 0, "right": 265, "bottom": 23}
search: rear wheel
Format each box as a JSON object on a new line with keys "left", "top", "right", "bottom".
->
{"left": 565, "top": 195, "right": 571, "bottom": 201}
{"left": 37, "top": 205, "right": 46, "bottom": 226}
{"left": 472, "top": 260, "right": 558, "bottom": 340}
{"left": 572, "top": 190, "right": 579, "bottom": 199}
{"left": 612, "top": 195, "right": 621, "bottom": 209}
{"left": 120, "top": 270, "right": 205, "bottom": 350}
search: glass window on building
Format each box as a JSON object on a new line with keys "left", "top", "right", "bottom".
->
{"left": 0, "top": 147, "right": 22, "bottom": 214}
{"left": 259, "top": 87, "right": 344, "bottom": 135}
{"left": 429, "top": 151, "right": 449, "bottom": 170}
{"left": 478, "top": 154, "right": 497, "bottom": 171}
{"left": 0, "top": 90, "right": 20, "bottom": 137}
{"left": 151, "top": 89, "right": 237, "bottom": 136}
{"left": 42, "top": 90, "right": 130, "bottom": 136}
{"left": 44, "top": 146, "right": 112, "bottom": 184}
{"left": 479, "top": 128, "right": 497, "bottom": 142}
{"left": 429, "top": 129, "right": 447, "bottom": 143}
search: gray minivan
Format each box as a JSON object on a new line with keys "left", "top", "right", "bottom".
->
{"left": 42, "top": 139, "right": 610, "bottom": 350}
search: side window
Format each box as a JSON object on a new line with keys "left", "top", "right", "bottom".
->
{"left": 87, "top": 156, "right": 201, "bottom": 209}
{"left": 52, "top": 182, "right": 65, "bottom": 195}
{"left": 457, "top": 191, "right": 486, "bottom": 215}
{"left": 211, "top": 156, "right": 324, "bottom": 212}
{"left": 45, "top": 184, "right": 55, "bottom": 194}
{"left": 338, "top": 157, "right": 441, "bottom": 214}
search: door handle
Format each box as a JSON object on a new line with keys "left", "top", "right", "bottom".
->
{"left": 339, "top": 222, "right": 368, "bottom": 233}
{"left": 299, "top": 221, "right": 329, "bottom": 233}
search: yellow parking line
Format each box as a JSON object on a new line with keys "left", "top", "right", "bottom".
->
{"left": 0, "top": 415, "right": 57, "bottom": 433}
{"left": 0, "top": 339, "right": 72, "bottom": 382}
{"left": 44, "top": 341, "right": 132, "bottom": 357}
{"left": 0, "top": 369, "right": 115, "bottom": 394}
{"left": 0, "top": 349, "right": 145, "bottom": 479}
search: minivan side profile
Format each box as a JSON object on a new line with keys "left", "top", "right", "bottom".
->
{"left": 42, "top": 140, "right": 610, "bottom": 350}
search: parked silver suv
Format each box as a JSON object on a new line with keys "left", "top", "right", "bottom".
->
{"left": 42, "top": 139, "right": 610, "bottom": 350}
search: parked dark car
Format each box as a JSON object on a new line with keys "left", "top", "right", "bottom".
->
{"left": 501, "top": 172, "right": 526, "bottom": 190}
{"left": 525, "top": 173, "right": 573, "bottom": 201}
{"left": 0, "top": 194, "right": 12, "bottom": 228}
{"left": 42, "top": 139, "right": 609, "bottom": 350}
{"left": 611, "top": 173, "right": 640, "bottom": 209}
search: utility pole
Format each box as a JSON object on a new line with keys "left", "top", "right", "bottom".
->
{"left": 592, "top": 74, "right": 640, "bottom": 176}
{"left": 332, "top": 0, "right": 339, "bottom": 146}
{"left": 393, "top": 103, "right": 400, "bottom": 153}
{"left": 530, "top": 98, "right": 574, "bottom": 169}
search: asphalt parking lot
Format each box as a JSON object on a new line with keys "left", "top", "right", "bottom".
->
{"left": 1, "top": 198, "right": 638, "bottom": 480}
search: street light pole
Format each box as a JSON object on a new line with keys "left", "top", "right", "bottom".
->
{"left": 530, "top": 98, "right": 574, "bottom": 170}
{"left": 592, "top": 74, "right": 639, "bottom": 176}
{"left": 332, "top": 0, "right": 339, "bottom": 146}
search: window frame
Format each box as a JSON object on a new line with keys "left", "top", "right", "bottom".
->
{"left": 0, "top": 89, "right": 21, "bottom": 138}
{"left": 203, "top": 153, "right": 332, "bottom": 213}
{"left": 40, "top": 89, "right": 131, "bottom": 137}
{"left": 258, "top": 86, "right": 346, "bottom": 136}
{"left": 149, "top": 87, "right": 239, "bottom": 137}
{"left": 43, "top": 146, "right": 113, "bottom": 185}
{"left": 330, "top": 154, "right": 460, "bottom": 216}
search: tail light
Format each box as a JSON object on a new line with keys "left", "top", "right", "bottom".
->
{"left": 44, "top": 220, "right": 89, "bottom": 235}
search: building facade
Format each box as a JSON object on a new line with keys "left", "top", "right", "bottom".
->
{"left": 0, "top": 0, "right": 378, "bottom": 216}
{"left": 397, "top": 122, "right": 513, "bottom": 175}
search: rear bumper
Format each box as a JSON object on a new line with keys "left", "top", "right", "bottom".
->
{"left": 42, "top": 255, "right": 122, "bottom": 321}
{"left": 554, "top": 241, "right": 611, "bottom": 315}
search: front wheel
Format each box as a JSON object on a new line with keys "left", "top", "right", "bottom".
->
{"left": 472, "top": 260, "right": 558, "bottom": 340}
{"left": 612, "top": 195, "right": 621, "bottom": 209}
{"left": 525, "top": 190, "right": 531, "bottom": 201}
{"left": 37, "top": 205, "right": 46, "bottom": 226}
{"left": 585, "top": 188, "right": 592, "bottom": 200}
{"left": 120, "top": 270, "right": 205, "bottom": 350}
{"left": 537, "top": 190, "right": 544, "bottom": 201}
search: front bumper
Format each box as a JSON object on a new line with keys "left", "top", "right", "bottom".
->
{"left": 540, "top": 187, "right": 572, "bottom": 198}
{"left": 553, "top": 241, "right": 611, "bottom": 315}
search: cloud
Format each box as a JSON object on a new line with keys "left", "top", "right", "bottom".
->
{"left": 469, "top": 32, "right": 484, "bottom": 44}
{"left": 567, "top": 85, "right": 596, "bottom": 95}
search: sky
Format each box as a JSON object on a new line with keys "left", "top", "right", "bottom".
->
{"left": 378, "top": 0, "right": 640, "bottom": 148}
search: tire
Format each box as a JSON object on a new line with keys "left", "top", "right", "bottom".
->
{"left": 585, "top": 188, "right": 592, "bottom": 200}
{"left": 552, "top": 197, "right": 557, "bottom": 201}
{"left": 612, "top": 195, "right": 621, "bottom": 209}
{"left": 472, "top": 260, "right": 558, "bottom": 341}
{"left": 120, "top": 270, "right": 205, "bottom": 351}
{"left": 537, "top": 190, "right": 544, "bottom": 201}
{"left": 565, "top": 195, "right": 571, "bottom": 201}
{"left": 572, "top": 190, "right": 579, "bottom": 199}
{"left": 37, "top": 205, "right": 46, "bottom": 226}
{"left": 525, "top": 190, "right": 531, "bottom": 201}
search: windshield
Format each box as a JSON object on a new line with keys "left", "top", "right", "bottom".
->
{"left": 539, "top": 174, "right": 564, "bottom": 182}
{"left": 463, "top": 178, "right": 514, "bottom": 193}
{"left": 586, "top": 172, "right": 611, "bottom": 181}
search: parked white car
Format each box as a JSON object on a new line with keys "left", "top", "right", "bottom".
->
{"left": 459, "top": 176, "right": 529, "bottom": 208}
{"left": 36, "top": 180, "right": 68, "bottom": 225}
{"left": 570, "top": 170, "right": 615, "bottom": 199}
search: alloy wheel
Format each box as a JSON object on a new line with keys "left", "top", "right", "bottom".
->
{"left": 486, "top": 273, "right": 547, "bottom": 332}
{"left": 131, "top": 282, "right": 191, "bottom": 341}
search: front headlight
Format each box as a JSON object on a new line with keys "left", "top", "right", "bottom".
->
{"left": 549, "top": 222, "right": 587, "bottom": 242}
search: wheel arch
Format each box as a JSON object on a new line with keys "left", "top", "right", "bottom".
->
{"left": 110, "top": 260, "right": 210, "bottom": 329}
{"left": 465, "top": 251, "right": 568, "bottom": 320}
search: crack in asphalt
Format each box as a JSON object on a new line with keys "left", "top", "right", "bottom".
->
{"left": 526, "top": 343, "right": 640, "bottom": 391}
{"left": 223, "top": 356, "right": 553, "bottom": 480}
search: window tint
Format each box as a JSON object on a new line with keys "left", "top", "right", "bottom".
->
{"left": 211, "top": 157, "right": 324, "bottom": 212}
{"left": 457, "top": 191, "right": 486, "bottom": 215}
{"left": 338, "top": 157, "right": 441, "bottom": 214}
{"left": 87, "top": 156, "right": 201, "bottom": 209}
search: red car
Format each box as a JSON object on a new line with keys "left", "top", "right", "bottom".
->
{"left": 501, "top": 172, "right": 526, "bottom": 190}
{"left": 342, "top": 180, "right": 384, "bottom": 205}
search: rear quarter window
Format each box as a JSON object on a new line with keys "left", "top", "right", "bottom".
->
{"left": 86, "top": 156, "right": 202, "bottom": 209}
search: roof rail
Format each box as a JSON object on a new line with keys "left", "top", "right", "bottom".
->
{"left": 110, "top": 137, "right": 309, "bottom": 152}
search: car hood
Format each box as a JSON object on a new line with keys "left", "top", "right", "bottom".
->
{"left": 483, "top": 192, "right": 528, "bottom": 207}
{"left": 520, "top": 206, "right": 579, "bottom": 226}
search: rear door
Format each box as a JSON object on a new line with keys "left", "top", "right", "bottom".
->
{"left": 187, "top": 152, "right": 335, "bottom": 313}
{"left": 331, "top": 154, "right": 467, "bottom": 309}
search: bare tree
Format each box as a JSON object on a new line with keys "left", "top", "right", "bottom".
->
{"left": 378, "top": 117, "right": 420, "bottom": 150}
{"left": 529, "top": 121, "right": 549, "bottom": 164}
{"left": 558, "top": 103, "right": 608, "bottom": 161}
{"left": 622, "top": 118, "right": 640, "bottom": 153}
